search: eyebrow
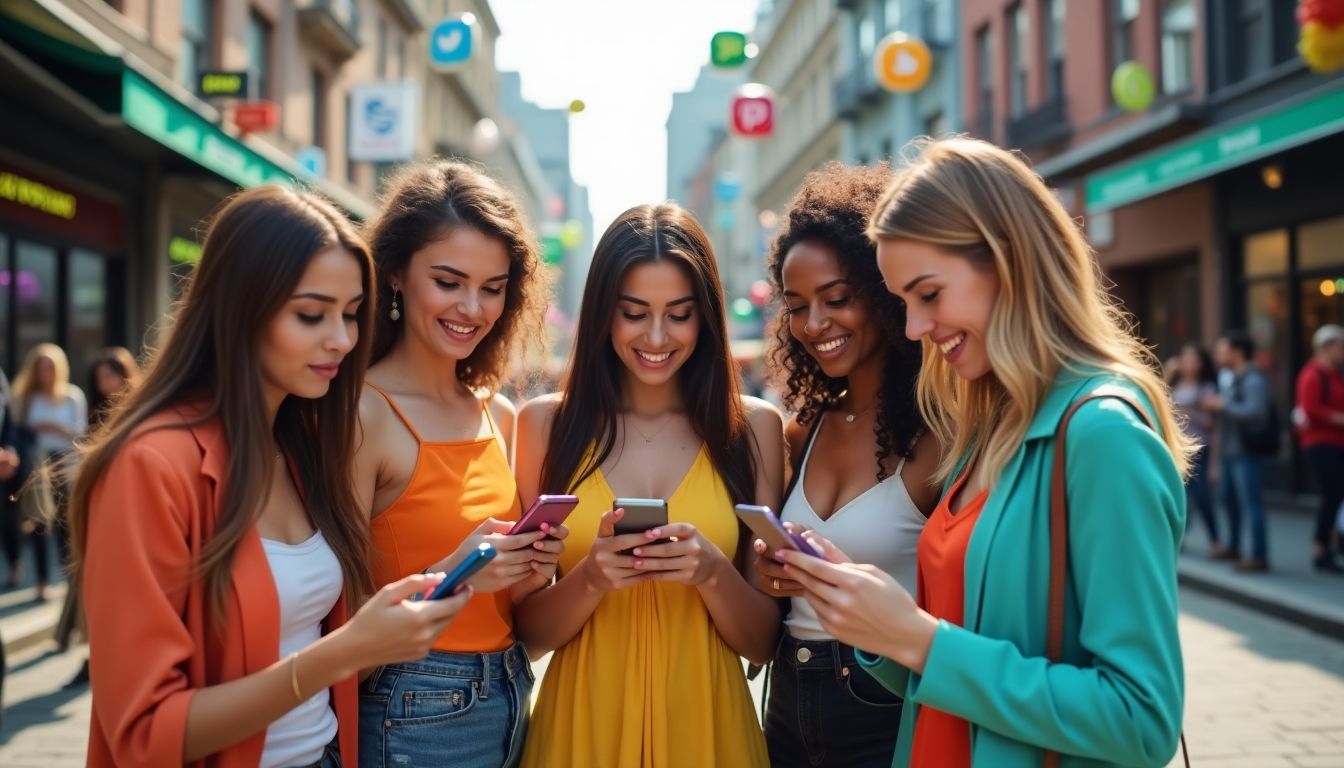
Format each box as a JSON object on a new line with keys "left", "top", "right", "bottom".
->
{"left": 782, "top": 278, "right": 850, "bottom": 297}
{"left": 902, "top": 274, "right": 935, "bottom": 293}
{"left": 431, "top": 265, "right": 510, "bottom": 282}
{"left": 292, "top": 292, "right": 365, "bottom": 304}
{"left": 618, "top": 294, "right": 696, "bottom": 307}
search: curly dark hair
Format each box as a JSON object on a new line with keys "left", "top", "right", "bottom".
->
{"left": 364, "top": 159, "right": 549, "bottom": 391}
{"left": 765, "top": 161, "right": 924, "bottom": 481}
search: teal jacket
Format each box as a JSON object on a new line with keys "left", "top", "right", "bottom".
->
{"left": 856, "top": 370, "right": 1186, "bottom": 767}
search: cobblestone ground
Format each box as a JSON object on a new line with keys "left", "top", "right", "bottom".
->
{"left": 1, "top": 588, "right": 1341, "bottom": 767}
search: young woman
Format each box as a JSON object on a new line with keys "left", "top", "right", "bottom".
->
{"left": 72, "top": 186, "right": 470, "bottom": 768}
{"left": 777, "top": 138, "right": 1190, "bottom": 768}
{"left": 514, "top": 204, "right": 785, "bottom": 768}
{"left": 1166, "top": 343, "right": 1219, "bottom": 552}
{"left": 11, "top": 342, "right": 86, "bottom": 601}
{"left": 88, "top": 347, "right": 143, "bottom": 429}
{"left": 756, "top": 163, "right": 940, "bottom": 767}
{"left": 354, "top": 160, "right": 557, "bottom": 768}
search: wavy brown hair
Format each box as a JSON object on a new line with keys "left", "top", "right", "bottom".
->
{"left": 365, "top": 159, "right": 548, "bottom": 390}
{"left": 540, "top": 204, "right": 758, "bottom": 504}
{"left": 65, "top": 185, "right": 376, "bottom": 619}
{"left": 765, "top": 162, "right": 923, "bottom": 481}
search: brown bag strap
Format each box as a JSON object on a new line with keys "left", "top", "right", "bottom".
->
{"left": 1044, "top": 391, "right": 1189, "bottom": 768}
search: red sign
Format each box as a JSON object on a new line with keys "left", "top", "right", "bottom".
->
{"left": 730, "top": 84, "right": 775, "bottom": 138}
{"left": 234, "top": 101, "right": 279, "bottom": 134}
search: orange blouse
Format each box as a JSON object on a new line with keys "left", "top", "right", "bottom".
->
{"left": 909, "top": 473, "right": 989, "bottom": 768}
{"left": 82, "top": 406, "right": 358, "bottom": 768}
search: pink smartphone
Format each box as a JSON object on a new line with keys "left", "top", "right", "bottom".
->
{"left": 508, "top": 494, "right": 580, "bottom": 535}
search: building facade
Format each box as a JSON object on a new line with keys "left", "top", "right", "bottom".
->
{"left": 965, "top": 0, "right": 1344, "bottom": 496}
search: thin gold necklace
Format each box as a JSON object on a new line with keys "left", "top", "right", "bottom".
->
{"left": 839, "top": 392, "right": 875, "bottom": 423}
{"left": 625, "top": 412, "right": 676, "bottom": 443}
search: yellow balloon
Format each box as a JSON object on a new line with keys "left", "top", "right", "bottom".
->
{"left": 1301, "top": 21, "right": 1344, "bottom": 73}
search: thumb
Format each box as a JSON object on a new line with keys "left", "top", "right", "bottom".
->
{"left": 803, "top": 531, "right": 852, "bottom": 564}
{"left": 379, "top": 572, "right": 444, "bottom": 604}
{"left": 478, "top": 517, "right": 515, "bottom": 535}
{"left": 597, "top": 508, "right": 622, "bottom": 539}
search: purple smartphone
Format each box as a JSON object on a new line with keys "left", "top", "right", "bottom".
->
{"left": 508, "top": 494, "right": 580, "bottom": 535}
{"left": 734, "top": 504, "right": 822, "bottom": 558}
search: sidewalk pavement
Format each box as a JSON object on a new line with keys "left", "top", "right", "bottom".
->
{"left": 1180, "top": 505, "right": 1344, "bottom": 639}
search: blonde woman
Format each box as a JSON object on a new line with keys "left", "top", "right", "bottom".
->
{"left": 12, "top": 343, "right": 86, "bottom": 602}
{"left": 777, "top": 138, "right": 1189, "bottom": 768}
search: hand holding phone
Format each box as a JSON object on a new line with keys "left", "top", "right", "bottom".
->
{"left": 424, "top": 543, "right": 497, "bottom": 601}
{"left": 509, "top": 494, "right": 579, "bottom": 535}
{"left": 735, "top": 504, "right": 822, "bottom": 558}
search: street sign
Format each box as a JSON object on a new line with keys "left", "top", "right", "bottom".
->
{"left": 874, "top": 33, "right": 932, "bottom": 93}
{"left": 348, "top": 82, "right": 418, "bottom": 161}
{"left": 430, "top": 16, "right": 474, "bottom": 70}
{"left": 234, "top": 101, "right": 278, "bottom": 134}
{"left": 295, "top": 146, "right": 327, "bottom": 179}
{"left": 711, "top": 31, "right": 749, "bottom": 69}
{"left": 731, "top": 83, "right": 775, "bottom": 138}
{"left": 198, "top": 70, "right": 252, "bottom": 99}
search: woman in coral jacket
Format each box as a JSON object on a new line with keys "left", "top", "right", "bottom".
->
{"left": 70, "top": 186, "right": 468, "bottom": 768}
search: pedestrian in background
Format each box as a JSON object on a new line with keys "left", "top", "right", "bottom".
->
{"left": 11, "top": 342, "right": 86, "bottom": 602}
{"left": 779, "top": 138, "right": 1189, "bottom": 768}
{"left": 0, "top": 365, "right": 22, "bottom": 734}
{"left": 756, "top": 161, "right": 941, "bottom": 768}
{"left": 1294, "top": 324, "right": 1344, "bottom": 573}
{"left": 71, "top": 185, "right": 468, "bottom": 767}
{"left": 1204, "top": 330, "right": 1276, "bottom": 572}
{"left": 1166, "top": 343, "right": 1220, "bottom": 552}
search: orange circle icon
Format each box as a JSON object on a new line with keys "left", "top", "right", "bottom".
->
{"left": 874, "top": 33, "right": 932, "bottom": 93}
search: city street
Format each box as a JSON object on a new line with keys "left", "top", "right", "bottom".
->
{"left": 1, "top": 589, "right": 1341, "bottom": 767}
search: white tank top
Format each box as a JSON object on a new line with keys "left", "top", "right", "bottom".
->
{"left": 782, "top": 413, "right": 927, "bottom": 641}
{"left": 260, "top": 530, "right": 342, "bottom": 768}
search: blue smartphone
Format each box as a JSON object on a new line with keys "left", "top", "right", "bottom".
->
{"left": 424, "top": 543, "right": 497, "bottom": 601}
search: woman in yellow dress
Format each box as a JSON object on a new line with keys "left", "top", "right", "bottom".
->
{"left": 514, "top": 204, "right": 784, "bottom": 767}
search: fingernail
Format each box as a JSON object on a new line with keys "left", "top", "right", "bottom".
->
{"left": 632, "top": 548, "right": 642, "bottom": 556}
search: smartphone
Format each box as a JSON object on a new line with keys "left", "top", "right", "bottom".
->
{"left": 508, "top": 494, "right": 580, "bottom": 535}
{"left": 424, "top": 543, "right": 497, "bottom": 601}
{"left": 612, "top": 497, "right": 668, "bottom": 536}
{"left": 734, "top": 504, "right": 822, "bottom": 558}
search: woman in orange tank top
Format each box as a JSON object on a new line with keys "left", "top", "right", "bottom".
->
{"left": 352, "top": 161, "right": 560, "bottom": 768}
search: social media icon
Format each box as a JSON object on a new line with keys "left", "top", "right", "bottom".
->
{"left": 731, "top": 84, "right": 775, "bottom": 138}
{"left": 711, "top": 31, "right": 748, "bottom": 69}
{"left": 430, "top": 17, "right": 473, "bottom": 70}
{"left": 874, "top": 33, "right": 932, "bottom": 93}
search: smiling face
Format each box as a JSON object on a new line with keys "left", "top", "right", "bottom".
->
{"left": 780, "top": 240, "right": 883, "bottom": 379}
{"left": 394, "top": 226, "right": 510, "bottom": 362}
{"left": 611, "top": 260, "right": 700, "bottom": 388}
{"left": 258, "top": 246, "right": 365, "bottom": 405}
{"left": 876, "top": 237, "right": 1000, "bottom": 381}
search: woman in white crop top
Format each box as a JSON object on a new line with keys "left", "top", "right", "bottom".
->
{"left": 755, "top": 163, "right": 942, "bottom": 768}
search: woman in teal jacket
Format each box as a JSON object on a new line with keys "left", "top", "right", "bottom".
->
{"left": 776, "top": 138, "right": 1192, "bottom": 768}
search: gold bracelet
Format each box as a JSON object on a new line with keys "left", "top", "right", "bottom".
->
{"left": 289, "top": 651, "right": 303, "bottom": 703}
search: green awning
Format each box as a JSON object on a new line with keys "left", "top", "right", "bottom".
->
{"left": 0, "top": 6, "right": 373, "bottom": 218}
{"left": 1085, "top": 83, "right": 1344, "bottom": 213}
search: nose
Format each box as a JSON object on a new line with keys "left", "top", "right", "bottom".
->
{"left": 460, "top": 290, "right": 485, "bottom": 320}
{"left": 647, "top": 316, "right": 668, "bottom": 346}
{"left": 905, "top": 309, "right": 934, "bottom": 342}
{"left": 328, "top": 317, "right": 356, "bottom": 353}
{"left": 803, "top": 303, "right": 830, "bottom": 337}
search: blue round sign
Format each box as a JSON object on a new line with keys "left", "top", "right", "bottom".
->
{"left": 430, "top": 17, "right": 473, "bottom": 70}
{"left": 365, "top": 99, "right": 397, "bottom": 135}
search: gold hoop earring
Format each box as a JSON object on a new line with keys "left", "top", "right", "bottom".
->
{"left": 390, "top": 289, "right": 402, "bottom": 321}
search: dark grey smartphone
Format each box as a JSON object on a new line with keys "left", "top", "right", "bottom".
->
{"left": 612, "top": 497, "right": 668, "bottom": 535}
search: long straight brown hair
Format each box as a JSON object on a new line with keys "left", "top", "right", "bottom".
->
{"left": 66, "top": 185, "right": 377, "bottom": 617}
{"left": 540, "top": 204, "right": 757, "bottom": 504}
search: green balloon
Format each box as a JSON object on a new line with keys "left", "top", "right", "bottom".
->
{"left": 1111, "top": 61, "right": 1155, "bottom": 113}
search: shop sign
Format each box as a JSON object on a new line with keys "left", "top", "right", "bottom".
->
{"left": 1086, "top": 85, "right": 1344, "bottom": 212}
{"left": 234, "top": 101, "right": 280, "bottom": 134}
{"left": 198, "top": 70, "right": 252, "bottom": 99}
{"left": 169, "top": 236, "right": 203, "bottom": 264}
{"left": 0, "top": 171, "right": 76, "bottom": 220}
{"left": 348, "top": 82, "right": 418, "bottom": 161}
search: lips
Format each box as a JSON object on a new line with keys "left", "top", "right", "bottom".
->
{"left": 438, "top": 319, "right": 479, "bottom": 342}
{"left": 634, "top": 349, "right": 674, "bottom": 367}
{"left": 936, "top": 332, "right": 966, "bottom": 359}
{"left": 309, "top": 363, "right": 340, "bottom": 380}
{"left": 812, "top": 335, "right": 851, "bottom": 359}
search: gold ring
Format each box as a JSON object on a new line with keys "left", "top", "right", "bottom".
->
{"left": 772, "top": 577, "right": 782, "bottom": 591}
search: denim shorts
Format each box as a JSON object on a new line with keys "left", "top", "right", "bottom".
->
{"left": 764, "top": 633, "right": 903, "bottom": 767}
{"left": 359, "top": 642, "right": 534, "bottom": 768}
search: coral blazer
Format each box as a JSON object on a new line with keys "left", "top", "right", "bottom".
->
{"left": 82, "top": 404, "right": 358, "bottom": 767}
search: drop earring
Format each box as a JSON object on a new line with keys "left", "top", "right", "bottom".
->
{"left": 390, "top": 289, "right": 402, "bottom": 321}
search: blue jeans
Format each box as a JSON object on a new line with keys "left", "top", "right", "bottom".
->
{"left": 359, "top": 643, "right": 533, "bottom": 768}
{"left": 1220, "top": 455, "right": 1268, "bottom": 562}
{"left": 764, "top": 634, "right": 902, "bottom": 767}
{"left": 1185, "top": 446, "right": 1217, "bottom": 543}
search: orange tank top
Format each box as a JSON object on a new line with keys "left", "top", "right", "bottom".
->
{"left": 910, "top": 472, "right": 989, "bottom": 768}
{"left": 367, "top": 386, "right": 521, "bottom": 653}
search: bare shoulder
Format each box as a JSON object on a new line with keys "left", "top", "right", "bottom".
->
{"left": 784, "top": 415, "right": 811, "bottom": 463}
{"left": 517, "top": 393, "right": 563, "bottom": 440}
{"left": 741, "top": 395, "right": 782, "bottom": 426}
{"left": 357, "top": 383, "right": 396, "bottom": 436}
{"left": 486, "top": 391, "right": 517, "bottom": 427}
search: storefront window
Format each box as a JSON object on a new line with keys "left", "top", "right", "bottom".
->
{"left": 67, "top": 249, "right": 108, "bottom": 385}
{"left": 1245, "top": 278, "right": 1290, "bottom": 422}
{"left": 15, "top": 240, "right": 57, "bottom": 365}
{"left": 1298, "top": 214, "right": 1344, "bottom": 271}
{"left": 0, "top": 233, "right": 9, "bottom": 366}
{"left": 1243, "top": 228, "right": 1289, "bottom": 277}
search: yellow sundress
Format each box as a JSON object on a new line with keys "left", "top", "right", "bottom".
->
{"left": 520, "top": 445, "right": 769, "bottom": 767}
